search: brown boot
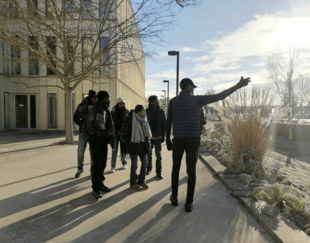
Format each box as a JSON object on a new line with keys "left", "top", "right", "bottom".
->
{"left": 130, "top": 184, "right": 140, "bottom": 191}
{"left": 140, "top": 182, "right": 149, "bottom": 189}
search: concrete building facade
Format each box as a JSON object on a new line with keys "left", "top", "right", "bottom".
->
{"left": 0, "top": 0, "right": 146, "bottom": 131}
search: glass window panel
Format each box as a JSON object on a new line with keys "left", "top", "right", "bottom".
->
{"left": 46, "top": 36, "right": 56, "bottom": 75}
{"left": 99, "top": 0, "right": 109, "bottom": 19}
{"left": 11, "top": 44, "right": 21, "bottom": 75}
{"left": 29, "top": 36, "right": 39, "bottom": 75}
{"left": 82, "top": 37, "right": 92, "bottom": 69}
{"left": 82, "top": 0, "right": 92, "bottom": 19}
{"left": 48, "top": 93, "right": 57, "bottom": 128}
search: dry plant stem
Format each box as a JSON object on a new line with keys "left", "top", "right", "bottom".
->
{"left": 209, "top": 86, "right": 287, "bottom": 163}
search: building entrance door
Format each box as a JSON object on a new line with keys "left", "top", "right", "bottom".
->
{"left": 15, "top": 95, "right": 28, "bottom": 128}
{"left": 15, "top": 95, "right": 37, "bottom": 129}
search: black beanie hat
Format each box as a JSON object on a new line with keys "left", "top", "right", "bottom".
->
{"left": 97, "top": 90, "right": 110, "bottom": 100}
{"left": 88, "top": 90, "right": 97, "bottom": 99}
{"left": 148, "top": 95, "right": 158, "bottom": 103}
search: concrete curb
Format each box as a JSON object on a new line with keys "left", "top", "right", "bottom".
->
{"left": 199, "top": 153, "right": 310, "bottom": 243}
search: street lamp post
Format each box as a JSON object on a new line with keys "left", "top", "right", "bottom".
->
{"left": 168, "top": 51, "right": 180, "bottom": 96}
{"left": 161, "top": 90, "right": 166, "bottom": 105}
{"left": 163, "top": 80, "right": 169, "bottom": 106}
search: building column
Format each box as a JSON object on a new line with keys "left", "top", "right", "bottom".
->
{"left": 0, "top": 77, "right": 4, "bottom": 130}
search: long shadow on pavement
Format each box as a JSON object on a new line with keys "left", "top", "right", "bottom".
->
{"left": 0, "top": 165, "right": 81, "bottom": 188}
{"left": 0, "top": 130, "right": 79, "bottom": 146}
{"left": 73, "top": 179, "right": 187, "bottom": 243}
{"left": 0, "top": 178, "right": 183, "bottom": 243}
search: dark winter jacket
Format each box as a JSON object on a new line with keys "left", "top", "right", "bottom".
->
{"left": 87, "top": 100, "right": 115, "bottom": 140}
{"left": 73, "top": 97, "right": 94, "bottom": 136}
{"left": 166, "top": 85, "right": 240, "bottom": 138}
{"left": 111, "top": 105, "right": 129, "bottom": 139}
{"left": 146, "top": 105, "right": 166, "bottom": 138}
{"left": 121, "top": 110, "right": 151, "bottom": 155}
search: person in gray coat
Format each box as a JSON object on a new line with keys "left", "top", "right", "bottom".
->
{"left": 73, "top": 90, "right": 96, "bottom": 178}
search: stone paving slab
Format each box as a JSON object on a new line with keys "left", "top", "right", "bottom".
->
{"left": 0, "top": 139, "right": 274, "bottom": 243}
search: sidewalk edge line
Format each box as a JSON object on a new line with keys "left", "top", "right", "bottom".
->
{"left": 198, "top": 153, "right": 283, "bottom": 243}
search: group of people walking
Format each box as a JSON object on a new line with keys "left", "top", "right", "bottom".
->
{"left": 73, "top": 76, "right": 251, "bottom": 212}
{"left": 73, "top": 90, "right": 166, "bottom": 198}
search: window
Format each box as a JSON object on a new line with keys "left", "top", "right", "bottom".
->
{"left": 99, "top": 0, "right": 109, "bottom": 19}
{"left": 11, "top": 44, "right": 21, "bottom": 75}
{"left": 27, "top": 0, "right": 38, "bottom": 16}
{"left": 46, "top": 36, "right": 56, "bottom": 75}
{"left": 48, "top": 93, "right": 57, "bottom": 128}
{"left": 82, "top": 0, "right": 92, "bottom": 19}
{"left": 2, "top": 41, "right": 9, "bottom": 75}
{"left": 67, "top": 37, "right": 74, "bottom": 75}
{"left": 100, "top": 37, "right": 109, "bottom": 68}
{"left": 9, "top": 2, "right": 19, "bottom": 18}
{"left": 29, "top": 36, "right": 39, "bottom": 75}
{"left": 64, "top": 0, "right": 74, "bottom": 13}
{"left": 46, "top": 0, "right": 56, "bottom": 18}
{"left": 82, "top": 37, "right": 92, "bottom": 70}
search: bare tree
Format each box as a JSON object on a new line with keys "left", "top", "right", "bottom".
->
{"left": 265, "top": 47, "right": 308, "bottom": 119}
{"left": 0, "top": 0, "right": 200, "bottom": 143}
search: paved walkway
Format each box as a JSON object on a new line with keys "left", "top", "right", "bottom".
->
{"left": 0, "top": 132, "right": 274, "bottom": 243}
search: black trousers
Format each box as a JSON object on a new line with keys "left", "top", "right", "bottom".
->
{"left": 88, "top": 135, "right": 108, "bottom": 192}
{"left": 147, "top": 139, "right": 162, "bottom": 173}
{"left": 172, "top": 137, "right": 200, "bottom": 204}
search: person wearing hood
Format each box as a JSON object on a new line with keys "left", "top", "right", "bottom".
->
{"left": 110, "top": 97, "right": 129, "bottom": 172}
{"left": 87, "top": 91, "right": 115, "bottom": 199}
{"left": 73, "top": 89, "right": 97, "bottom": 178}
{"left": 146, "top": 95, "right": 166, "bottom": 179}
{"left": 122, "top": 105, "right": 152, "bottom": 191}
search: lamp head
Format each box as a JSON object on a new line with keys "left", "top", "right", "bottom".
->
{"left": 168, "top": 51, "right": 179, "bottom": 56}
{"left": 163, "top": 80, "right": 169, "bottom": 83}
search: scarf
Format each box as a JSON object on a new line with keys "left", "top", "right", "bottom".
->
{"left": 131, "top": 112, "right": 152, "bottom": 143}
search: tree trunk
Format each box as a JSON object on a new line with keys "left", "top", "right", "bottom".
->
{"left": 65, "top": 87, "right": 74, "bottom": 144}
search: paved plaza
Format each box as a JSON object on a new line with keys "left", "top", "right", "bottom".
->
{"left": 0, "top": 131, "right": 274, "bottom": 243}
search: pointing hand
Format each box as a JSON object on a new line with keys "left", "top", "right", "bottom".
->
{"left": 237, "top": 76, "right": 251, "bottom": 88}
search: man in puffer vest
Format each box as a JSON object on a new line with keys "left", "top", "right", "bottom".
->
{"left": 87, "top": 91, "right": 115, "bottom": 199}
{"left": 146, "top": 95, "right": 166, "bottom": 179}
{"left": 166, "top": 76, "right": 251, "bottom": 212}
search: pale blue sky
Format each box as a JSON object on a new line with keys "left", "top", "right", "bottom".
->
{"left": 145, "top": 0, "right": 310, "bottom": 98}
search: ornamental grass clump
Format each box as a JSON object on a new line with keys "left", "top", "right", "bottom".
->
{"left": 211, "top": 86, "right": 278, "bottom": 164}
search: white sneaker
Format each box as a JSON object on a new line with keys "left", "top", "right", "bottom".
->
{"left": 110, "top": 167, "right": 115, "bottom": 173}
{"left": 122, "top": 164, "right": 127, "bottom": 169}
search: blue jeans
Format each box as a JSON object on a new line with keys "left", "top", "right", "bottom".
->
{"left": 147, "top": 139, "right": 162, "bottom": 173}
{"left": 130, "top": 153, "right": 147, "bottom": 186}
{"left": 77, "top": 133, "right": 93, "bottom": 170}
{"left": 111, "top": 136, "right": 128, "bottom": 168}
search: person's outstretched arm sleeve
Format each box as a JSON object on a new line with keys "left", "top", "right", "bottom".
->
{"left": 166, "top": 101, "right": 173, "bottom": 140}
{"left": 197, "top": 84, "right": 239, "bottom": 107}
{"left": 198, "top": 77, "right": 251, "bottom": 107}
